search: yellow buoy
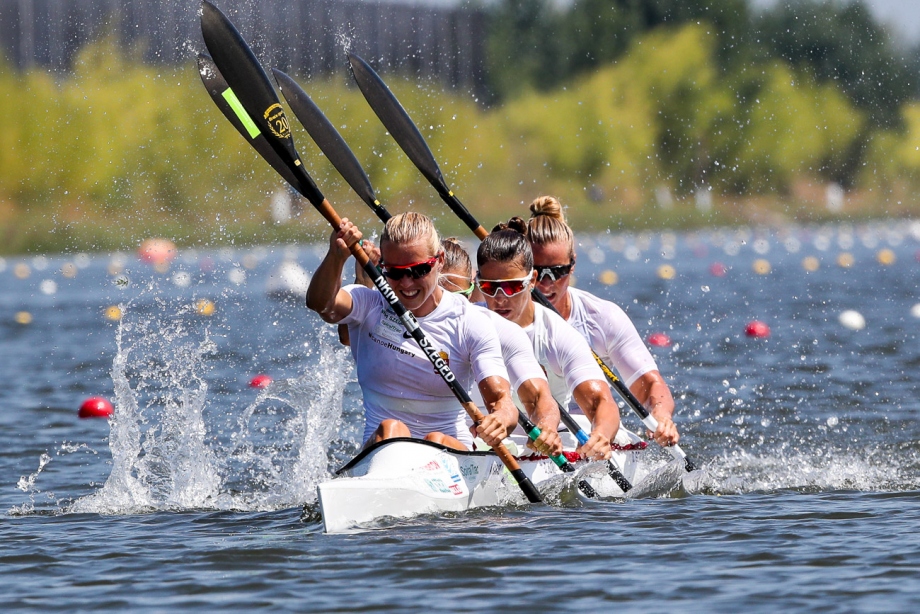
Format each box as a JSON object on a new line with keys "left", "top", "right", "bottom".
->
{"left": 657, "top": 265, "right": 676, "bottom": 280}
{"left": 876, "top": 248, "right": 896, "bottom": 266}
{"left": 61, "top": 263, "right": 78, "bottom": 278}
{"left": 15, "top": 311, "right": 32, "bottom": 325}
{"left": 598, "top": 270, "right": 619, "bottom": 285}
{"left": 837, "top": 252, "right": 854, "bottom": 268}
{"left": 752, "top": 259, "right": 771, "bottom": 275}
{"left": 802, "top": 256, "right": 820, "bottom": 272}
{"left": 105, "top": 305, "right": 123, "bottom": 321}
{"left": 195, "top": 299, "right": 216, "bottom": 316}
{"left": 13, "top": 263, "right": 30, "bottom": 279}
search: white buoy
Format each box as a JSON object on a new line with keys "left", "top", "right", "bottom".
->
{"left": 910, "top": 303, "right": 920, "bottom": 319}
{"left": 839, "top": 310, "right": 866, "bottom": 331}
{"left": 266, "top": 260, "right": 311, "bottom": 299}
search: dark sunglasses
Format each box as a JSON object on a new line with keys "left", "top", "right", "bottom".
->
{"left": 379, "top": 256, "right": 439, "bottom": 281}
{"left": 476, "top": 274, "right": 532, "bottom": 298}
{"left": 534, "top": 262, "right": 574, "bottom": 282}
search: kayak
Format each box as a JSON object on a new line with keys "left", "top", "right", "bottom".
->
{"left": 318, "top": 422, "right": 647, "bottom": 533}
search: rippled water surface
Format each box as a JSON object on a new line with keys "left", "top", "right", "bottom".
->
{"left": 3, "top": 222, "right": 920, "bottom": 611}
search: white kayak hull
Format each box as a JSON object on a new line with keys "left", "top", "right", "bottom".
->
{"left": 318, "top": 425, "right": 646, "bottom": 533}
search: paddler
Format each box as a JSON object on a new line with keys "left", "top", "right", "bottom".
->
{"left": 524, "top": 196, "right": 680, "bottom": 447}
{"left": 438, "top": 238, "right": 563, "bottom": 456}
{"left": 475, "top": 221, "right": 622, "bottom": 460}
{"left": 306, "top": 212, "right": 519, "bottom": 451}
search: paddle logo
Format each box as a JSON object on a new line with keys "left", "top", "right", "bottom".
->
{"left": 263, "top": 103, "right": 291, "bottom": 139}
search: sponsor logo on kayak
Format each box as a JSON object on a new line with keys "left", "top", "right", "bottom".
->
{"left": 460, "top": 464, "right": 479, "bottom": 479}
{"left": 263, "top": 103, "right": 291, "bottom": 139}
{"left": 424, "top": 478, "right": 451, "bottom": 494}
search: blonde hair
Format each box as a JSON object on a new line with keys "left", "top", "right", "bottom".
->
{"left": 381, "top": 212, "right": 440, "bottom": 254}
{"left": 527, "top": 195, "right": 574, "bottom": 260}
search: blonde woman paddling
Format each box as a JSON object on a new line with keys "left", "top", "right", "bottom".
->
{"left": 306, "top": 212, "right": 519, "bottom": 451}
{"left": 526, "top": 196, "right": 680, "bottom": 447}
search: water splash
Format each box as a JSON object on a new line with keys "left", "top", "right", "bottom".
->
{"left": 687, "top": 446, "right": 920, "bottom": 495}
{"left": 336, "top": 28, "right": 355, "bottom": 57}
{"left": 71, "top": 301, "right": 352, "bottom": 515}
{"left": 10, "top": 453, "right": 53, "bottom": 516}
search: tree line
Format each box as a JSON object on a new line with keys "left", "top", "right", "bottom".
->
{"left": 484, "top": 0, "right": 918, "bottom": 190}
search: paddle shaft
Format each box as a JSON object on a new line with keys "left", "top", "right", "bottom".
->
{"left": 199, "top": 0, "right": 541, "bottom": 503}
{"left": 516, "top": 410, "right": 598, "bottom": 498}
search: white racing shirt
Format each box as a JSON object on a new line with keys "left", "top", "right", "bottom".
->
{"left": 523, "top": 303, "right": 605, "bottom": 415}
{"left": 566, "top": 287, "right": 658, "bottom": 387}
{"left": 341, "top": 285, "right": 509, "bottom": 446}
{"left": 467, "top": 306, "right": 547, "bottom": 418}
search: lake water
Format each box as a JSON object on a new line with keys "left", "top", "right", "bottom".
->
{"left": 2, "top": 221, "right": 919, "bottom": 611}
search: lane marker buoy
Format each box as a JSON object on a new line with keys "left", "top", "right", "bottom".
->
{"left": 105, "top": 305, "right": 123, "bottom": 321}
{"left": 745, "top": 320, "right": 770, "bottom": 338}
{"left": 752, "top": 259, "right": 771, "bottom": 275}
{"left": 876, "top": 249, "right": 896, "bottom": 265}
{"left": 802, "top": 256, "right": 820, "bottom": 272}
{"left": 195, "top": 299, "right": 216, "bottom": 316}
{"left": 647, "top": 333, "right": 672, "bottom": 347}
{"left": 839, "top": 310, "right": 866, "bottom": 331}
{"left": 79, "top": 397, "right": 114, "bottom": 419}
{"left": 598, "top": 270, "right": 618, "bottom": 285}
{"left": 138, "top": 238, "right": 177, "bottom": 266}
{"left": 250, "top": 374, "right": 273, "bottom": 388}
{"left": 657, "top": 265, "right": 676, "bottom": 280}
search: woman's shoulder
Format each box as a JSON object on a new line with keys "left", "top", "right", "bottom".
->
{"left": 569, "top": 286, "right": 629, "bottom": 320}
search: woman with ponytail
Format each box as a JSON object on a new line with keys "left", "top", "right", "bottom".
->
{"left": 439, "top": 238, "right": 563, "bottom": 456}
{"left": 476, "top": 222, "right": 622, "bottom": 460}
{"left": 526, "top": 196, "right": 680, "bottom": 447}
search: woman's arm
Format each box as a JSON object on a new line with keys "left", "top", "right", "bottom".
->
{"left": 306, "top": 219, "right": 361, "bottom": 323}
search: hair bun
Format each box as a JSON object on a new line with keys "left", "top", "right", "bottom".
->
{"left": 529, "top": 195, "right": 565, "bottom": 221}
{"left": 491, "top": 216, "right": 528, "bottom": 236}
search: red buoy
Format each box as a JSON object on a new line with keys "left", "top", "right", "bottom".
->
{"left": 137, "top": 238, "right": 177, "bottom": 266}
{"left": 79, "top": 397, "right": 114, "bottom": 419}
{"left": 647, "top": 332, "right": 672, "bottom": 347}
{"left": 745, "top": 320, "right": 770, "bottom": 338}
{"left": 709, "top": 262, "right": 727, "bottom": 277}
{"left": 250, "top": 374, "right": 273, "bottom": 389}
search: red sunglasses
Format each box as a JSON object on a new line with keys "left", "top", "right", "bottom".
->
{"left": 379, "top": 256, "right": 439, "bottom": 281}
{"left": 476, "top": 274, "right": 532, "bottom": 298}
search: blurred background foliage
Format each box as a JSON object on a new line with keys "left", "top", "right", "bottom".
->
{"left": 2, "top": 0, "right": 920, "bottom": 254}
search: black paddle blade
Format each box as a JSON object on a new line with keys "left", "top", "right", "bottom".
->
{"left": 197, "top": 54, "right": 301, "bottom": 189}
{"left": 346, "top": 53, "right": 449, "bottom": 195}
{"left": 348, "top": 52, "right": 486, "bottom": 239}
{"left": 273, "top": 68, "right": 392, "bottom": 222}
{"left": 199, "top": 0, "right": 324, "bottom": 206}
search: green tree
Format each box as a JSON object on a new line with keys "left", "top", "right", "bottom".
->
{"left": 753, "top": 0, "right": 912, "bottom": 130}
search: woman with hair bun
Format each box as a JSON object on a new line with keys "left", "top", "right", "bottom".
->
{"left": 476, "top": 224, "right": 622, "bottom": 460}
{"left": 439, "top": 238, "right": 563, "bottom": 456}
{"left": 526, "top": 196, "right": 680, "bottom": 447}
